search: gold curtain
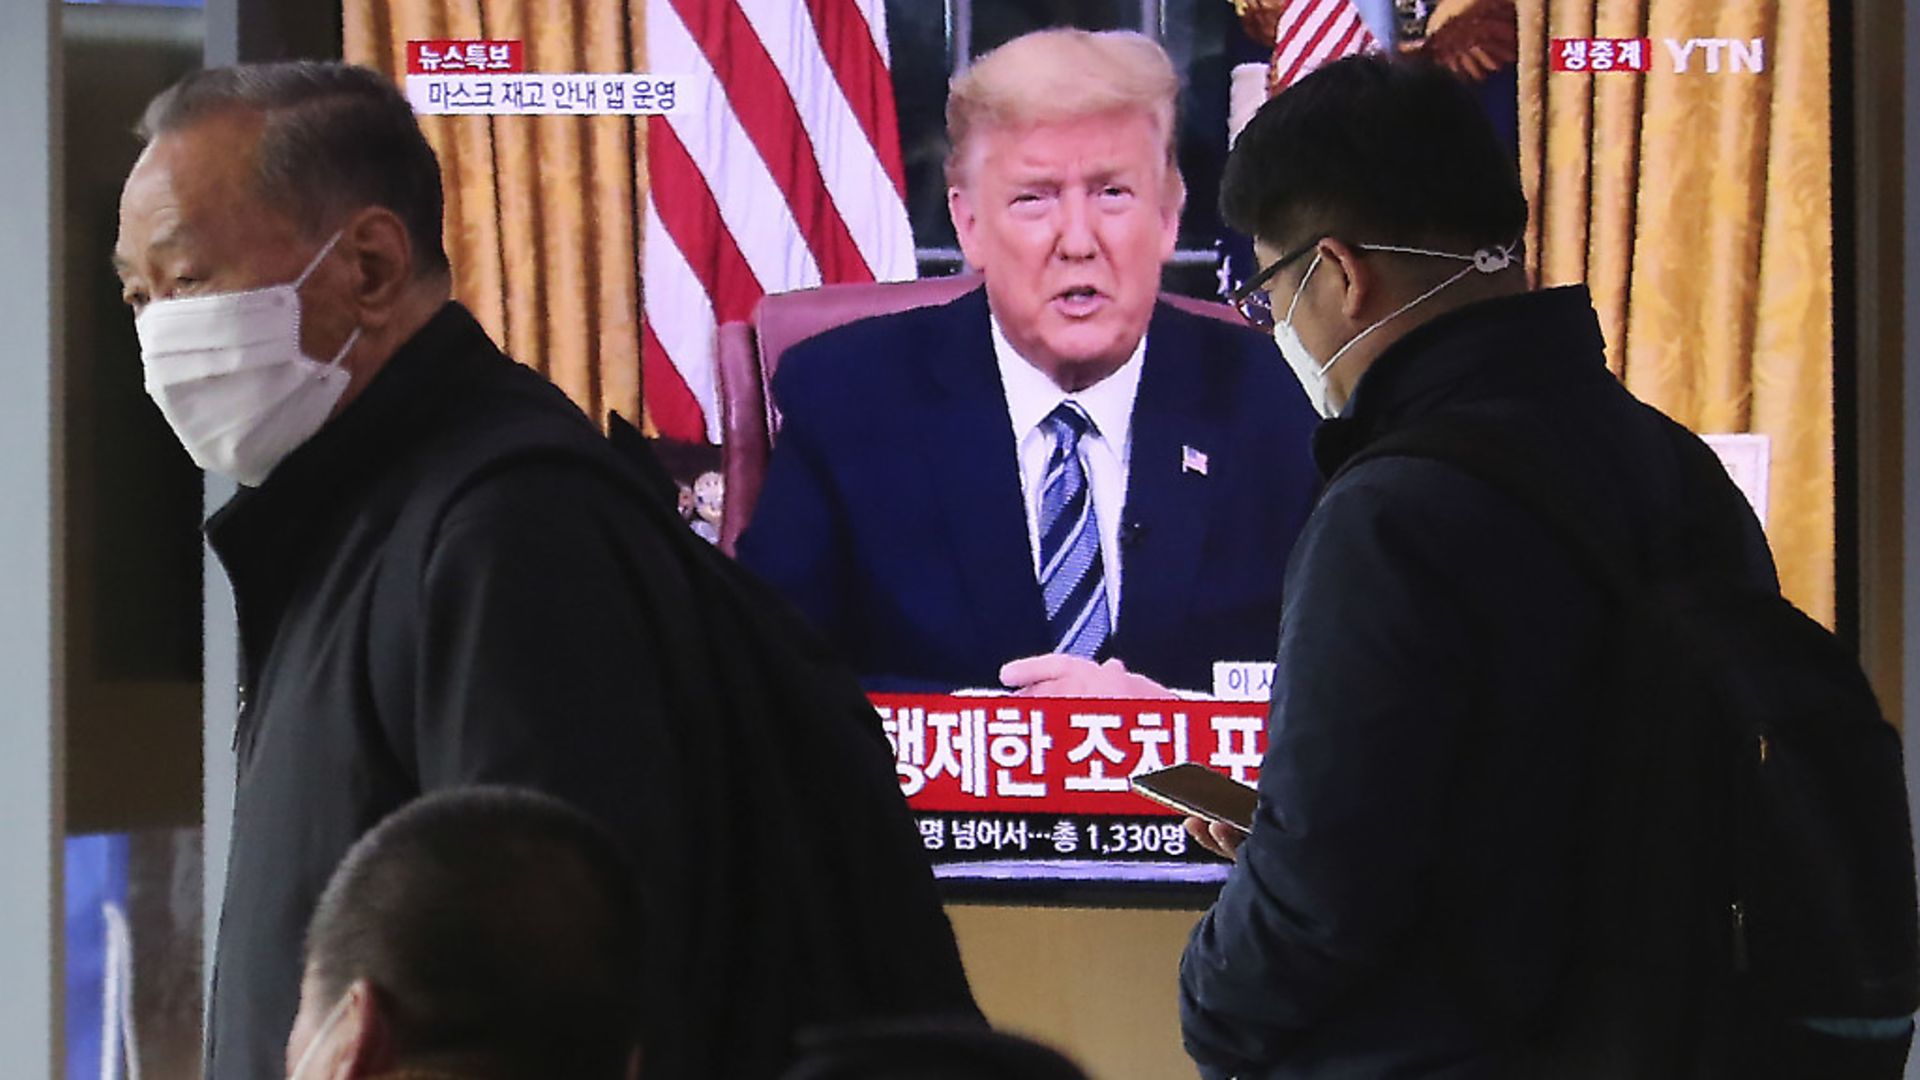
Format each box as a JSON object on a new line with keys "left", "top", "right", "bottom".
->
{"left": 1518, "top": 0, "right": 1834, "bottom": 623}
{"left": 342, "top": 0, "right": 648, "bottom": 428}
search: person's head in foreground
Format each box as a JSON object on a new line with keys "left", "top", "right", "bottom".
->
{"left": 114, "top": 60, "right": 452, "bottom": 487}
{"left": 945, "top": 27, "right": 1185, "bottom": 393}
{"left": 284, "top": 786, "right": 646, "bottom": 1080}
{"left": 1222, "top": 52, "right": 1528, "bottom": 418}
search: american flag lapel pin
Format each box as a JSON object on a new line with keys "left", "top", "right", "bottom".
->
{"left": 1182, "top": 444, "right": 1209, "bottom": 476}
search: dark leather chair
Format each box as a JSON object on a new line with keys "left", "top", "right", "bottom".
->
{"left": 715, "top": 275, "right": 983, "bottom": 553}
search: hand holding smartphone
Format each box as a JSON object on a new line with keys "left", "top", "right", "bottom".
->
{"left": 1130, "top": 763, "right": 1257, "bottom": 834}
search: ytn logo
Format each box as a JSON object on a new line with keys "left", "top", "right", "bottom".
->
{"left": 1663, "top": 38, "right": 1767, "bottom": 74}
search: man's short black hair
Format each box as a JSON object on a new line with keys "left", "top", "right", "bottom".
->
{"left": 138, "top": 60, "right": 451, "bottom": 276}
{"left": 304, "top": 786, "right": 645, "bottom": 1080}
{"left": 1221, "top": 54, "right": 1527, "bottom": 254}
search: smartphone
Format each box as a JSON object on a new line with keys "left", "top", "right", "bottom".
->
{"left": 1130, "top": 763, "right": 1257, "bottom": 833}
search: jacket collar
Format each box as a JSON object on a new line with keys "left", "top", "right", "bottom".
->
{"left": 1311, "top": 285, "right": 1610, "bottom": 477}
{"left": 203, "top": 300, "right": 500, "bottom": 653}
{"left": 923, "top": 286, "right": 1202, "bottom": 409}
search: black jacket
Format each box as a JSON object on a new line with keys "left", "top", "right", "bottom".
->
{"left": 205, "top": 303, "right": 976, "bottom": 1080}
{"left": 1178, "top": 287, "right": 1776, "bottom": 1078}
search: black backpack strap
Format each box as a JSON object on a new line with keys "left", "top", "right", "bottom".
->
{"left": 607, "top": 409, "right": 684, "bottom": 511}
{"left": 1346, "top": 418, "right": 1729, "bottom": 1074}
{"left": 1334, "top": 418, "right": 1643, "bottom": 602}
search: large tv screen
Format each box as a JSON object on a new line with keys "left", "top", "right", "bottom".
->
{"left": 350, "top": 0, "right": 1836, "bottom": 899}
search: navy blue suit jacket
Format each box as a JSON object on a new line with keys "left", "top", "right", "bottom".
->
{"left": 737, "top": 287, "right": 1320, "bottom": 692}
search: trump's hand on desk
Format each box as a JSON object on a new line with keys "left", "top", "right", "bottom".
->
{"left": 996, "top": 655, "right": 1246, "bottom": 861}
{"left": 997, "top": 655, "right": 1179, "bottom": 700}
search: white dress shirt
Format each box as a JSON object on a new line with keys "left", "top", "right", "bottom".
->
{"left": 990, "top": 315, "right": 1145, "bottom": 625}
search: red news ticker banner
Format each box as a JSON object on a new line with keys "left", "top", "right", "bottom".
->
{"left": 407, "top": 40, "right": 525, "bottom": 75}
{"left": 1549, "top": 37, "right": 1653, "bottom": 72}
{"left": 871, "top": 693, "right": 1267, "bottom": 816}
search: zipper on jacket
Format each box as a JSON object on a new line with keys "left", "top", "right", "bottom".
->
{"left": 230, "top": 683, "right": 248, "bottom": 752}
{"left": 229, "top": 586, "right": 259, "bottom": 758}
{"left": 1730, "top": 900, "right": 1750, "bottom": 972}
{"left": 1727, "top": 730, "right": 1766, "bottom": 974}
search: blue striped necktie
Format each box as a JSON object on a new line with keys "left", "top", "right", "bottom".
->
{"left": 1038, "top": 401, "right": 1110, "bottom": 659}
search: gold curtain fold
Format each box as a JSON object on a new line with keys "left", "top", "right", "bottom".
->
{"left": 342, "top": 0, "right": 649, "bottom": 428}
{"left": 1518, "top": 0, "right": 1834, "bottom": 624}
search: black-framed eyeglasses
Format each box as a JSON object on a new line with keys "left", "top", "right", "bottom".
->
{"left": 1228, "top": 237, "right": 1323, "bottom": 331}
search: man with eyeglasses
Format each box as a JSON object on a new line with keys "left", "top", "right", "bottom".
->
{"left": 1181, "top": 54, "right": 1778, "bottom": 1078}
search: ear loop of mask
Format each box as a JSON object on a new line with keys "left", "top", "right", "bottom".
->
{"left": 1280, "top": 250, "right": 1322, "bottom": 336}
{"left": 295, "top": 230, "right": 344, "bottom": 288}
{"left": 1357, "top": 240, "right": 1519, "bottom": 275}
{"left": 287, "top": 990, "right": 355, "bottom": 1080}
{"left": 294, "top": 229, "right": 362, "bottom": 374}
{"left": 1311, "top": 239, "right": 1520, "bottom": 378}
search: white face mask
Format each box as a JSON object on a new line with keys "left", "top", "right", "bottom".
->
{"left": 135, "top": 230, "right": 362, "bottom": 487}
{"left": 286, "top": 989, "right": 353, "bottom": 1080}
{"left": 1271, "top": 241, "right": 1517, "bottom": 419}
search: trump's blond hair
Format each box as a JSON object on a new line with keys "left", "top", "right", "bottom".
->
{"left": 944, "top": 28, "right": 1182, "bottom": 192}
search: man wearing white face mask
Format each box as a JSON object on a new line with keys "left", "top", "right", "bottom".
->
{"left": 1177, "top": 55, "right": 1779, "bottom": 1079}
{"left": 133, "top": 225, "right": 362, "bottom": 486}
{"left": 116, "top": 62, "right": 976, "bottom": 1080}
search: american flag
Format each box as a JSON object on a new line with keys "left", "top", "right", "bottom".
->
{"left": 1269, "top": 0, "right": 1381, "bottom": 92}
{"left": 642, "top": 0, "right": 915, "bottom": 444}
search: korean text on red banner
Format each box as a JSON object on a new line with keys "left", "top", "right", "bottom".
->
{"left": 871, "top": 693, "right": 1267, "bottom": 816}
